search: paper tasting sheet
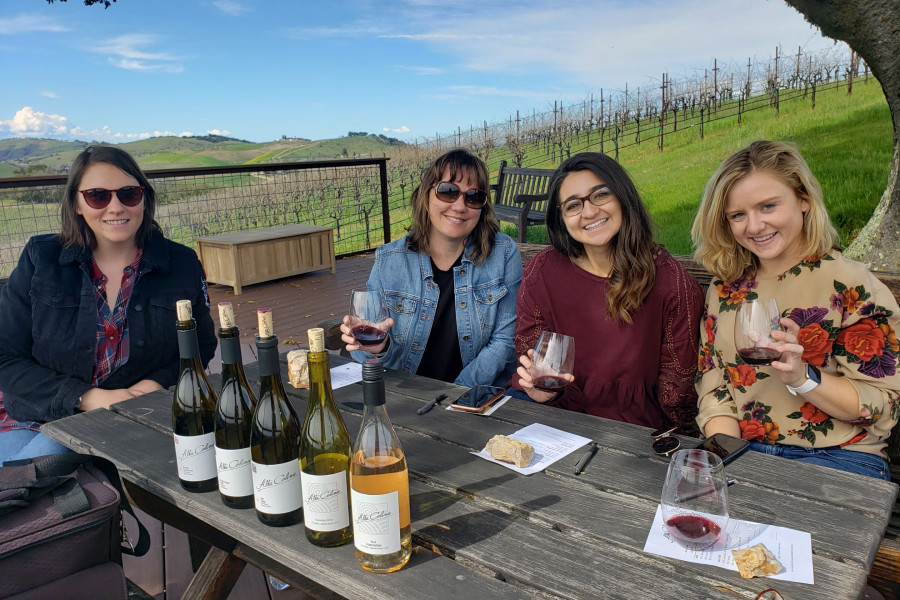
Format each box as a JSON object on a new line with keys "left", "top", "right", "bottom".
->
{"left": 643, "top": 505, "right": 814, "bottom": 584}
{"left": 330, "top": 362, "right": 363, "bottom": 389}
{"left": 473, "top": 422, "right": 591, "bottom": 475}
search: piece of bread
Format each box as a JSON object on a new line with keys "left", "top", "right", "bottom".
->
{"left": 731, "top": 543, "right": 783, "bottom": 579}
{"left": 485, "top": 435, "right": 535, "bottom": 468}
{"left": 286, "top": 349, "right": 309, "bottom": 388}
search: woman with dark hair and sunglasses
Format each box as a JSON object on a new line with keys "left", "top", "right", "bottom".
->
{"left": 340, "top": 148, "right": 522, "bottom": 387}
{"left": 0, "top": 145, "right": 216, "bottom": 463}
{"left": 511, "top": 153, "right": 703, "bottom": 434}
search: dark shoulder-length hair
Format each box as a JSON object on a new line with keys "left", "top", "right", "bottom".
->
{"left": 546, "top": 152, "right": 658, "bottom": 323}
{"left": 406, "top": 148, "right": 498, "bottom": 265}
{"left": 59, "top": 145, "right": 161, "bottom": 250}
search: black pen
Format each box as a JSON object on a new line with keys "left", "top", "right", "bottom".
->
{"left": 573, "top": 442, "right": 599, "bottom": 474}
{"left": 676, "top": 476, "right": 737, "bottom": 503}
{"left": 417, "top": 393, "right": 448, "bottom": 415}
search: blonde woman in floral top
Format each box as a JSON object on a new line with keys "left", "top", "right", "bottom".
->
{"left": 691, "top": 141, "right": 900, "bottom": 480}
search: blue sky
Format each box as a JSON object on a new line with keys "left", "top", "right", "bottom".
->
{"left": 0, "top": 0, "right": 837, "bottom": 144}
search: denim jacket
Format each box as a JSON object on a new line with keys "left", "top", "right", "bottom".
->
{"left": 354, "top": 232, "right": 522, "bottom": 388}
{"left": 0, "top": 231, "right": 216, "bottom": 423}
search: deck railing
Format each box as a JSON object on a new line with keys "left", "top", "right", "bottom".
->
{"left": 0, "top": 158, "right": 396, "bottom": 277}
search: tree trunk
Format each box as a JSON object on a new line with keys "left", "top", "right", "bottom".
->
{"left": 783, "top": 0, "right": 900, "bottom": 272}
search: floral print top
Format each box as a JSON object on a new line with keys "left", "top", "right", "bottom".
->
{"left": 696, "top": 252, "right": 900, "bottom": 457}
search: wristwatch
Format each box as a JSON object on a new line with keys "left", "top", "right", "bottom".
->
{"left": 786, "top": 363, "right": 822, "bottom": 395}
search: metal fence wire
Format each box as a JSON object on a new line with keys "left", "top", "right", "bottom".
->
{"left": 0, "top": 158, "right": 397, "bottom": 277}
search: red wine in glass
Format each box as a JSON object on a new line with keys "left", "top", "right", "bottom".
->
{"left": 532, "top": 375, "right": 568, "bottom": 392}
{"left": 665, "top": 514, "right": 722, "bottom": 546}
{"left": 737, "top": 347, "right": 782, "bottom": 366}
{"left": 351, "top": 324, "right": 387, "bottom": 346}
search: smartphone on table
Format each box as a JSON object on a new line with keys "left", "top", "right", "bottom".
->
{"left": 695, "top": 433, "right": 751, "bottom": 465}
{"left": 449, "top": 386, "right": 506, "bottom": 414}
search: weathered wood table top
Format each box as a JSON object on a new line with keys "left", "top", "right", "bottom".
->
{"left": 43, "top": 355, "right": 898, "bottom": 600}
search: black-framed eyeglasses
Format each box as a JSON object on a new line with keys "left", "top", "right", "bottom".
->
{"left": 754, "top": 589, "right": 784, "bottom": 600}
{"left": 432, "top": 182, "right": 488, "bottom": 209}
{"left": 651, "top": 426, "right": 680, "bottom": 457}
{"left": 79, "top": 186, "right": 145, "bottom": 209}
{"left": 559, "top": 186, "right": 614, "bottom": 218}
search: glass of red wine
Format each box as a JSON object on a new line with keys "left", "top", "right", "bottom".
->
{"left": 660, "top": 449, "right": 730, "bottom": 550}
{"left": 735, "top": 298, "right": 783, "bottom": 366}
{"left": 529, "top": 331, "right": 575, "bottom": 393}
{"left": 349, "top": 289, "right": 388, "bottom": 348}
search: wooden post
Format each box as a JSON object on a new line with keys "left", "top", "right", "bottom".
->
{"left": 774, "top": 46, "right": 780, "bottom": 115}
{"left": 712, "top": 59, "right": 718, "bottom": 112}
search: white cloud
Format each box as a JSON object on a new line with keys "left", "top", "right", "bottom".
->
{"left": 0, "top": 14, "right": 68, "bottom": 35}
{"left": 212, "top": 0, "right": 250, "bottom": 16}
{"left": 383, "top": 126, "right": 411, "bottom": 134}
{"left": 91, "top": 34, "right": 184, "bottom": 72}
{"left": 41, "top": 91, "right": 59, "bottom": 99}
{"left": 397, "top": 65, "right": 443, "bottom": 76}
{"left": 0, "top": 107, "right": 68, "bottom": 137}
{"left": 207, "top": 129, "right": 231, "bottom": 135}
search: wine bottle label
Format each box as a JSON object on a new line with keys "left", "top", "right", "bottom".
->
{"left": 251, "top": 460, "right": 302, "bottom": 514}
{"left": 301, "top": 471, "right": 350, "bottom": 531}
{"left": 215, "top": 446, "right": 253, "bottom": 497}
{"left": 351, "top": 489, "right": 401, "bottom": 555}
{"left": 173, "top": 432, "right": 217, "bottom": 481}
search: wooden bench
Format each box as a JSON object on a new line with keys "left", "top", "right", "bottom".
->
{"left": 491, "top": 161, "right": 555, "bottom": 242}
{"left": 195, "top": 224, "right": 336, "bottom": 295}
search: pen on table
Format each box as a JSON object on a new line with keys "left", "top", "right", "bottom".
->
{"left": 676, "top": 476, "right": 737, "bottom": 503}
{"left": 573, "top": 442, "right": 599, "bottom": 475}
{"left": 417, "top": 393, "right": 448, "bottom": 415}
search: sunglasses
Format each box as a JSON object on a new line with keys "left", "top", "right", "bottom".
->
{"left": 432, "top": 182, "right": 488, "bottom": 209}
{"left": 651, "top": 427, "right": 680, "bottom": 457}
{"left": 79, "top": 186, "right": 145, "bottom": 209}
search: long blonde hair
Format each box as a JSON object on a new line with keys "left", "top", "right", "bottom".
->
{"left": 691, "top": 140, "right": 839, "bottom": 282}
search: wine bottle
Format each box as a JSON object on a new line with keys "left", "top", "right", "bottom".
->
{"left": 214, "top": 302, "right": 257, "bottom": 509}
{"left": 300, "top": 327, "right": 352, "bottom": 547}
{"left": 172, "top": 299, "right": 218, "bottom": 492}
{"left": 350, "top": 362, "right": 411, "bottom": 572}
{"left": 250, "top": 307, "right": 303, "bottom": 526}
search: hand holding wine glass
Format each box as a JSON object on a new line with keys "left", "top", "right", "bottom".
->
{"left": 734, "top": 299, "right": 783, "bottom": 366}
{"left": 660, "top": 449, "right": 730, "bottom": 550}
{"left": 518, "top": 331, "right": 574, "bottom": 401}
{"left": 341, "top": 289, "right": 392, "bottom": 354}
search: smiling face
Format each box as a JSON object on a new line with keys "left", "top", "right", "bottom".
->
{"left": 724, "top": 169, "right": 809, "bottom": 275}
{"left": 426, "top": 166, "right": 482, "bottom": 249}
{"left": 558, "top": 169, "right": 622, "bottom": 253}
{"left": 75, "top": 162, "right": 144, "bottom": 253}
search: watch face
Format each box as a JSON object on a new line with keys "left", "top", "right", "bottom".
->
{"left": 808, "top": 364, "right": 822, "bottom": 384}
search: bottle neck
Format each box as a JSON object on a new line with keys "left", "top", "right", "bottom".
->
{"left": 307, "top": 351, "right": 334, "bottom": 404}
{"left": 219, "top": 328, "right": 243, "bottom": 366}
{"left": 256, "top": 336, "right": 280, "bottom": 377}
{"left": 177, "top": 321, "right": 201, "bottom": 365}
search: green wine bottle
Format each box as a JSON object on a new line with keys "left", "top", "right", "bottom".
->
{"left": 250, "top": 308, "right": 303, "bottom": 526}
{"left": 172, "top": 299, "right": 218, "bottom": 493}
{"left": 214, "top": 302, "right": 257, "bottom": 509}
{"left": 350, "top": 362, "right": 411, "bottom": 572}
{"left": 300, "top": 327, "right": 352, "bottom": 547}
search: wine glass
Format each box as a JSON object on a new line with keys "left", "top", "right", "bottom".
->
{"left": 529, "top": 331, "right": 575, "bottom": 393}
{"left": 660, "top": 449, "right": 730, "bottom": 550}
{"left": 348, "top": 289, "right": 389, "bottom": 348}
{"left": 734, "top": 298, "right": 783, "bottom": 366}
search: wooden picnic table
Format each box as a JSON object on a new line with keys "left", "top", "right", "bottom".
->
{"left": 43, "top": 355, "right": 897, "bottom": 600}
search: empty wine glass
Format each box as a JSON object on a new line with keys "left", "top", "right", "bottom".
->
{"left": 349, "top": 289, "right": 389, "bottom": 348}
{"left": 529, "top": 331, "right": 575, "bottom": 393}
{"left": 660, "top": 449, "right": 730, "bottom": 550}
{"left": 734, "top": 298, "right": 783, "bottom": 366}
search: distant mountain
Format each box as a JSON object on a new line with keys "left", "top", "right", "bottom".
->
{"left": 0, "top": 133, "right": 407, "bottom": 174}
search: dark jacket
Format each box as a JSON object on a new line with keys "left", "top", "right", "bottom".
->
{"left": 0, "top": 231, "right": 216, "bottom": 423}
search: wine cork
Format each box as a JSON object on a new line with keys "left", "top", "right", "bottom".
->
{"left": 307, "top": 328, "right": 325, "bottom": 353}
{"left": 257, "top": 307, "right": 274, "bottom": 338}
{"left": 176, "top": 300, "right": 192, "bottom": 322}
{"left": 218, "top": 302, "right": 236, "bottom": 329}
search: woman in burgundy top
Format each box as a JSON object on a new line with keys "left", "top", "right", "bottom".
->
{"left": 512, "top": 153, "right": 703, "bottom": 434}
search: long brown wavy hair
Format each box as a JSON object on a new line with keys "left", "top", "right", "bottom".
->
{"left": 546, "top": 152, "right": 658, "bottom": 323}
{"left": 406, "top": 148, "right": 498, "bottom": 265}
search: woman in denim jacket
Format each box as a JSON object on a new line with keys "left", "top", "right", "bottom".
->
{"left": 340, "top": 149, "right": 522, "bottom": 388}
{"left": 0, "top": 146, "right": 216, "bottom": 463}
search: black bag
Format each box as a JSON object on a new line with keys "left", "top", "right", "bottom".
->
{"left": 0, "top": 454, "right": 150, "bottom": 600}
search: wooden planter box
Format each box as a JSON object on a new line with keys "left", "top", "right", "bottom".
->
{"left": 195, "top": 225, "right": 336, "bottom": 295}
